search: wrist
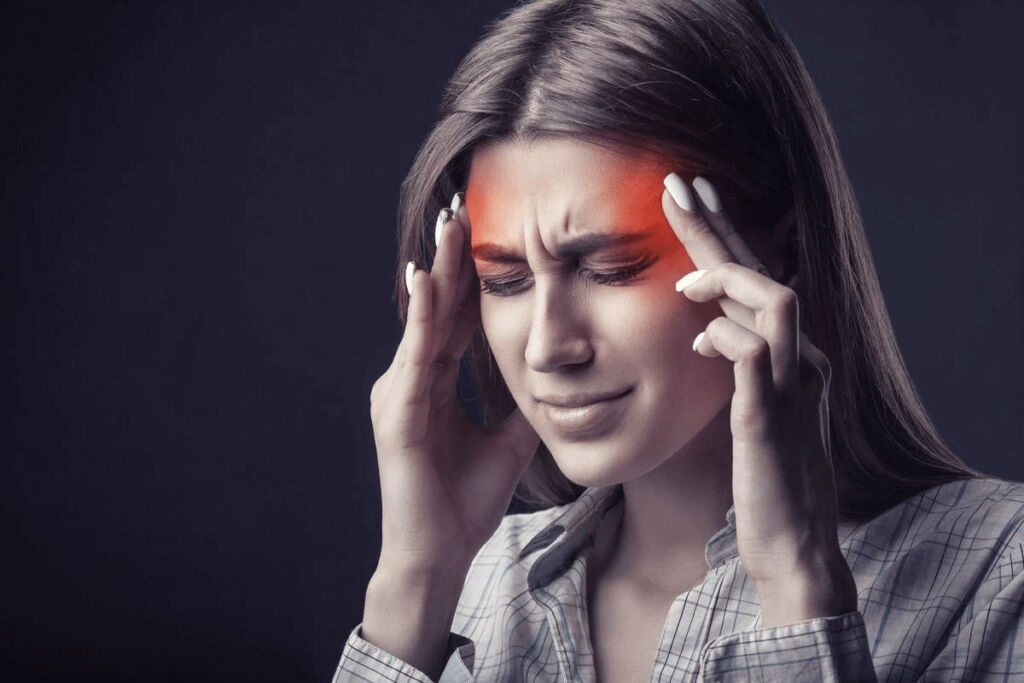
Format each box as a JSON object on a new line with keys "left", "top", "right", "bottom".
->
{"left": 755, "top": 557, "right": 858, "bottom": 628}
{"left": 362, "top": 562, "right": 470, "bottom": 680}
{"left": 369, "top": 556, "right": 471, "bottom": 596}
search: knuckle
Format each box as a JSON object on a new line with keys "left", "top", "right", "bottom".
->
{"left": 740, "top": 339, "right": 771, "bottom": 366}
{"left": 720, "top": 261, "right": 742, "bottom": 276}
{"left": 705, "top": 316, "right": 728, "bottom": 334}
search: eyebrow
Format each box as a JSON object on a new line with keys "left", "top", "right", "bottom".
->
{"left": 472, "top": 231, "right": 654, "bottom": 263}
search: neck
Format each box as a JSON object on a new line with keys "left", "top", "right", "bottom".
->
{"left": 592, "top": 402, "right": 734, "bottom": 595}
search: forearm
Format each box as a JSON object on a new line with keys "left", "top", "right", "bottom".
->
{"left": 361, "top": 561, "right": 469, "bottom": 681}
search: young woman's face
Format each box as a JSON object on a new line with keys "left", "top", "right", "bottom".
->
{"left": 465, "top": 137, "right": 736, "bottom": 487}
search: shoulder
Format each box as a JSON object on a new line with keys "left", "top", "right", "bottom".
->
{"left": 895, "top": 476, "right": 1024, "bottom": 540}
{"left": 847, "top": 476, "right": 1024, "bottom": 580}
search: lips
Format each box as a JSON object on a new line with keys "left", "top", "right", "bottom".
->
{"left": 536, "top": 388, "right": 632, "bottom": 437}
{"left": 535, "top": 388, "right": 631, "bottom": 408}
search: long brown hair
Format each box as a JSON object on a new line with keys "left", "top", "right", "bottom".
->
{"left": 391, "top": 0, "right": 984, "bottom": 520}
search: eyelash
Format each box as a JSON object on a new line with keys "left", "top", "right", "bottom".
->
{"left": 479, "top": 257, "right": 656, "bottom": 296}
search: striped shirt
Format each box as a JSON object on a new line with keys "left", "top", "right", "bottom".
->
{"left": 334, "top": 476, "right": 1024, "bottom": 681}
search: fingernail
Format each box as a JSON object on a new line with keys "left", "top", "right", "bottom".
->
{"left": 692, "top": 176, "right": 721, "bottom": 213}
{"left": 692, "top": 330, "right": 706, "bottom": 352}
{"left": 405, "top": 261, "right": 415, "bottom": 296}
{"left": 450, "top": 191, "right": 464, "bottom": 215}
{"left": 663, "top": 172, "right": 694, "bottom": 212}
{"left": 674, "top": 269, "right": 707, "bottom": 292}
{"left": 435, "top": 207, "right": 454, "bottom": 247}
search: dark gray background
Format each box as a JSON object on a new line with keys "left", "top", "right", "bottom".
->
{"left": 2, "top": 0, "right": 1021, "bottom": 680}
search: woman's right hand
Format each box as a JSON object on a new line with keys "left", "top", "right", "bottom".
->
{"left": 369, "top": 192, "right": 541, "bottom": 577}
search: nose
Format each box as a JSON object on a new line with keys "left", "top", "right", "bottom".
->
{"left": 524, "top": 280, "right": 594, "bottom": 373}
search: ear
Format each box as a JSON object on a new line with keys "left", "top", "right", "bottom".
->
{"left": 770, "top": 206, "right": 799, "bottom": 288}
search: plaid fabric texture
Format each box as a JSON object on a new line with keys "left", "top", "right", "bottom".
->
{"left": 334, "top": 477, "right": 1024, "bottom": 681}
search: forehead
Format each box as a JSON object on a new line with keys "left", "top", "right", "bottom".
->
{"left": 465, "top": 138, "right": 676, "bottom": 247}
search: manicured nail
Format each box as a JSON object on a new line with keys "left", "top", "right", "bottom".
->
{"left": 663, "top": 172, "right": 694, "bottom": 212}
{"left": 692, "top": 176, "right": 721, "bottom": 213}
{"left": 692, "top": 330, "right": 706, "bottom": 352}
{"left": 435, "top": 207, "right": 454, "bottom": 247}
{"left": 675, "top": 269, "right": 707, "bottom": 292}
{"left": 450, "top": 191, "right": 464, "bottom": 215}
{"left": 405, "top": 261, "right": 415, "bottom": 296}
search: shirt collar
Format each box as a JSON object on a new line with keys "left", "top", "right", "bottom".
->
{"left": 521, "top": 484, "right": 738, "bottom": 591}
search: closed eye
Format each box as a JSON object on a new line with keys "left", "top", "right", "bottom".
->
{"left": 479, "top": 255, "right": 659, "bottom": 296}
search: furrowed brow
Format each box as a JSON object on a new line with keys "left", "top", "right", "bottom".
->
{"left": 472, "top": 232, "right": 653, "bottom": 263}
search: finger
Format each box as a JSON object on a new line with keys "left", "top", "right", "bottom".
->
{"left": 678, "top": 262, "right": 799, "bottom": 389}
{"left": 662, "top": 175, "right": 735, "bottom": 270}
{"left": 693, "top": 316, "right": 775, "bottom": 436}
{"left": 691, "top": 176, "right": 771, "bottom": 277}
{"left": 393, "top": 265, "right": 435, "bottom": 409}
{"left": 432, "top": 192, "right": 480, "bottom": 367}
{"left": 428, "top": 193, "right": 482, "bottom": 406}
{"left": 440, "top": 192, "right": 483, "bottom": 357}
{"left": 430, "top": 205, "right": 464, "bottom": 357}
{"left": 438, "top": 285, "right": 481, "bottom": 366}
{"left": 428, "top": 289, "right": 482, "bottom": 414}
{"left": 449, "top": 194, "right": 478, "bottom": 327}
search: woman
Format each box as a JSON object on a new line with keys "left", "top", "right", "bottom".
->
{"left": 334, "top": 0, "right": 1024, "bottom": 680}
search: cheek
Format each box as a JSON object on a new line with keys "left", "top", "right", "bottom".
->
{"left": 479, "top": 298, "right": 529, "bottom": 379}
{"left": 594, "top": 285, "right": 711, "bottom": 359}
{"left": 594, "top": 285, "right": 732, "bottom": 400}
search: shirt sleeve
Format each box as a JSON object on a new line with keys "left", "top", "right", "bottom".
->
{"left": 698, "top": 610, "right": 877, "bottom": 682}
{"left": 331, "top": 623, "right": 475, "bottom": 683}
{"left": 918, "top": 540, "right": 1024, "bottom": 681}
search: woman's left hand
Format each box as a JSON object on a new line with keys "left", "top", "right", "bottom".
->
{"left": 661, "top": 173, "right": 859, "bottom": 628}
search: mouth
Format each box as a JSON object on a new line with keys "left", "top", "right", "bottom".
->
{"left": 536, "top": 388, "right": 632, "bottom": 408}
{"left": 536, "top": 388, "right": 632, "bottom": 437}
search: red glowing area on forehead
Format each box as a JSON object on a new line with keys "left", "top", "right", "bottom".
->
{"left": 464, "top": 139, "right": 691, "bottom": 264}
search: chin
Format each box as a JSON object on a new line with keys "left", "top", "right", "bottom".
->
{"left": 545, "top": 436, "right": 665, "bottom": 489}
